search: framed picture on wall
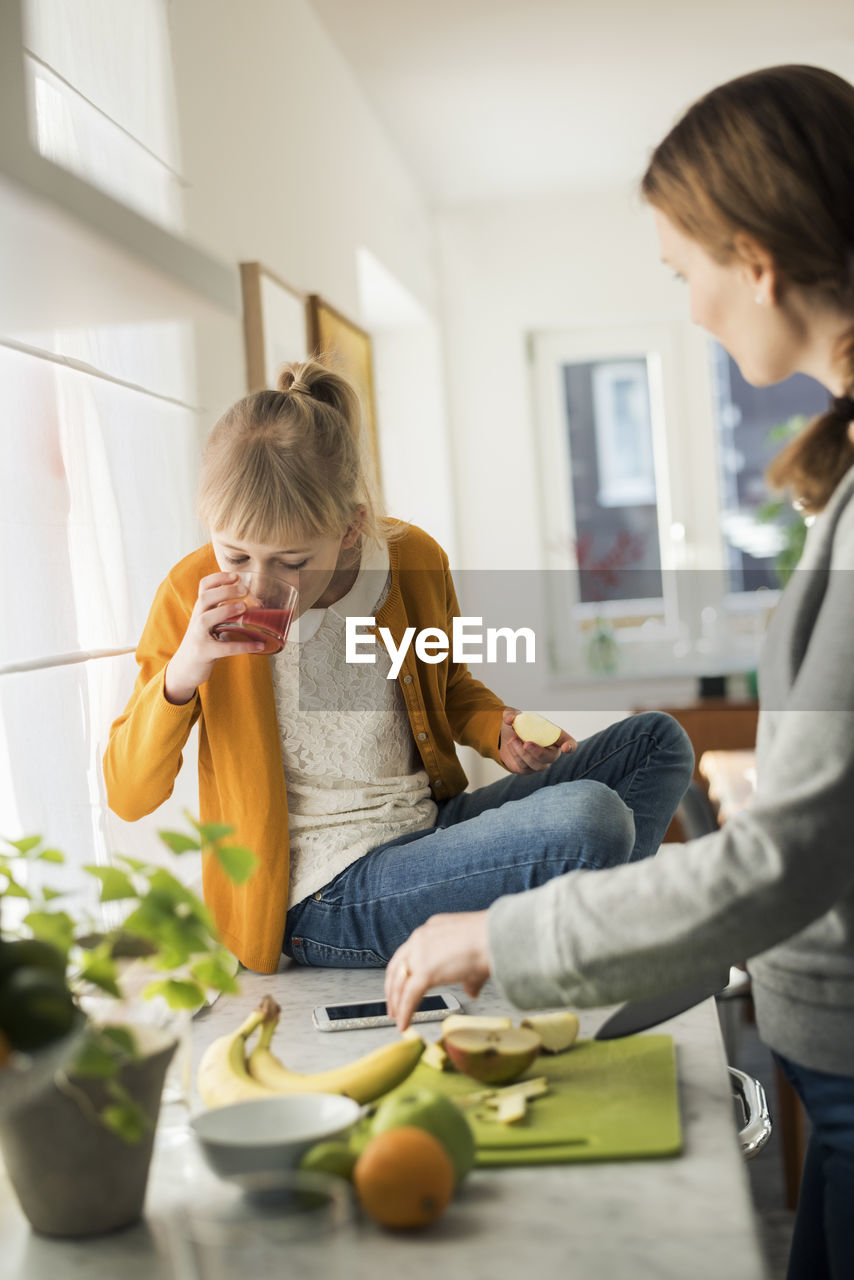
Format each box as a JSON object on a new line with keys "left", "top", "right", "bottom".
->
{"left": 306, "top": 293, "right": 382, "bottom": 493}
{"left": 239, "top": 262, "right": 309, "bottom": 391}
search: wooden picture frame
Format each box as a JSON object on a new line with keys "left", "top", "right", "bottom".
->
{"left": 239, "top": 262, "right": 309, "bottom": 391}
{"left": 306, "top": 293, "right": 382, "bottom": 492}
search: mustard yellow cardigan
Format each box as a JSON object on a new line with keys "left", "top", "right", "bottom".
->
{"left": 104, "top": 523, "right": 506, "bottom": 972}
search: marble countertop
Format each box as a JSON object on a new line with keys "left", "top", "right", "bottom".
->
{"left": 0, "top": 967, "right": 769, "bottom": 1280}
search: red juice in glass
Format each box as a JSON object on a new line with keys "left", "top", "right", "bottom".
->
{"left": 211, "top": 573, "right": 298, "bottom": 655}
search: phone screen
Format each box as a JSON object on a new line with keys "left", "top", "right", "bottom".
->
{"left": 326, "top": 995, "right": 449, "bottom": 1021}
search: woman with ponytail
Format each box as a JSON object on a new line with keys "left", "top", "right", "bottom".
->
{"left": 387, "top": 66, "right": 854, "bottom": 1280}
{"left": 104, "top": 359, "right": 691, "bottom": 981}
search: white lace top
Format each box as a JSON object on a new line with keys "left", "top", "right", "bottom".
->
{"left": 271, "top": 539, "right": 437, "bottom": 908}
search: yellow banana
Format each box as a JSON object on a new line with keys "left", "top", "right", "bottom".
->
{"left": 247, "top": 1006, "right": 425, "bottom": 1104}
{"left": 197, "top": 1002, "right": 277, "bottom": 1108}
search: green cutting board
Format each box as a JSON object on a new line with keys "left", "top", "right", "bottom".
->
{"left": 381, "top": 1035, "right": 682, "bottom": 1166}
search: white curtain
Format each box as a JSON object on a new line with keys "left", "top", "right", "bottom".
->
{"left": 23, "top": 0, "right": 185, "bottom": 231}
{"left": 1, "top": 1, "right": 204, "bottom": 918}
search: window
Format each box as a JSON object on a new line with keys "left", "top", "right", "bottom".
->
{"left": 23, "top": 0, "right": 185, "bottom": 232}
{"left": 531, "top": 324, "right": 683, "bottom": 679}
{"left": 711, "top": 342, "right": 826, "bottom": 593}
{"left": 530, "top": 324, "right": 821, "bottom": 682}
{"left": 563, "top": 357, "right": 663, "bottom": 609}
{"left": 1, "top": 1, "right": 202, "bottom": 920}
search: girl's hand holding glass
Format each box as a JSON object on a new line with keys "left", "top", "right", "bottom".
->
{"left": 164, "top": 572, "right": 269, "bottom": 705}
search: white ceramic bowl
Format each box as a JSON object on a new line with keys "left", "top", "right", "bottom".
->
{"left": 190, "top": 1094, "right": 361, "bottom": 1181}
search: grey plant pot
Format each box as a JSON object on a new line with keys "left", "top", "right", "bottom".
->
{"left": 0, "top": 1023, "right": 176, "bottom": 1237}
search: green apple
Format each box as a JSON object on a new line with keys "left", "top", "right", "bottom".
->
{"left": 370, "top": 1087, "right": 476, "bottom": 1185}
{"left": 300, "top": 1140, "right": 358, "bottom": 1181}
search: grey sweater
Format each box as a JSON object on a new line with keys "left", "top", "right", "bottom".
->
{"left": 489, "top": 466, "right": 854, "bottom": 1077}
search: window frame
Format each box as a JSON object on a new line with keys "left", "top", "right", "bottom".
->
{"left": 529, "top": 321, "right": 770, "bottom": 681}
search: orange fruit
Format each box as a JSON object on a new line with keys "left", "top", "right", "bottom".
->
{"left": 353, "top": 1125, "right": 455, "bottom": 1230}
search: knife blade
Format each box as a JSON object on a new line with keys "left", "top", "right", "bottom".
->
{"left": 593, "top": 979, "right": 722, "bottom": 1040}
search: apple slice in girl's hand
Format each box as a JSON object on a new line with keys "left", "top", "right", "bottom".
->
{"left": 512, "top": 712, "right": 562, "bottom": 748}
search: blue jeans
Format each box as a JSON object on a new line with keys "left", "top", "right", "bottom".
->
{"left": 283, "top": 710, "right": 693, "bottom": 966}
{"left": 774, "top": 1053, "right": 854, "bottom": 1280}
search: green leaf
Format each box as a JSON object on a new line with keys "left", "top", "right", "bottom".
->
{"left": 120, "top": 898, "right": 211, "bottom": 963}
{"left": 143, "top": 978, "right": 205, "bottom": 1010}
{"left": 213, "top": 844, "right": 258, "bottom": 884}
{"left": 79, "top": 948, "right": 122, "bottom": 998}
{"left": 83, "top": 864, "right": 138, "bottom": 903}
{"left": 71, "top": 1037, "right": 120, "bottom": 1078}
{"left": 146, "top": 867, "right": 194, "bottom": 903}
{"left": 40, "top": 886, "right": 64, "bottom": 901}
{"left": 191, "top": 955, "right": 240, "bottom": 994}
{"left": 144, "top": 870, "right": 216, "bottom": 934}
{"left": 768, "top": 414, "right": 808, "bottom": 442}
{"left": 198, "top": 822, "right": 235, "bottom": 845}
{"left": 24, "top": 910, "right": 75, "bottom": 955}
{"left": 37, "top": 847, "right": 65, "bottom": 864}
{"left": 9, "top": 835, "right": 42, "bottom": 856}
{"left": 100, "top": 1026, "right": 139, "bottom": 1060}
{"left": 157, "top": 829, "right": 201, "bottom": 855}
{"left": 117, "top": 902, "right": 162, "bottom": 943}
{"left": 756, "top": 499, "right": 783, "bottom": 523}
{"left": 1, "top": 877, "right": 31, "bottom": 899}
{"left": 103, "top": 1082, "right": 149, "bottom": 1144}
{"left": 114, "top": 855, "right": 149, "bottom": 873}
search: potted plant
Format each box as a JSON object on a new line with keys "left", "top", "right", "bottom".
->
{"left": 0, "top": 817, "right": 255, "bottom": 1238}
{"left": 756, "top": 414, "right": 810, "bottom": 587}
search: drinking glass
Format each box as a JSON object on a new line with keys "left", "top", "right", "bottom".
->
{"left": 210, "top": 571, "right": 298, "bottom": 655}
{"left": 164, "top": 1169, "right": 359, "bottom": 1280}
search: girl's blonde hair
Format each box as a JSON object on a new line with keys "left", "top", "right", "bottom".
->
{"left": 198, "top": 359, "right": 393, "bottom": 545}
{"left": 641, "top": 64, "right": 854, "bottom": 513}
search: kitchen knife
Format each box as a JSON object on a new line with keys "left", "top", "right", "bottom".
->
{"left": 593, "top": 979, "right": 723, "bottom": 1040}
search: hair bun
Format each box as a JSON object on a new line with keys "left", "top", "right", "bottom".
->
{"left": 276, "top": 363, "right": 313, "bottom": 396}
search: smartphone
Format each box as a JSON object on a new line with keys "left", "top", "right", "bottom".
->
{"left": 312, "top": 991, "right": 461, "bottom": 1032}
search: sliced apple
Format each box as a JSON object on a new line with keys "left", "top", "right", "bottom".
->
{"left": 441, "top": 1013, "right": 512, "bottom": 1038}
{"left": 457, "top": 1076, "right": 550, "bottom": 1110}
{"left": 489, "top": 1093, "right": 528, "bottom": 1125}
{"left": 490, "top": 1075, "right": 550, "bottom": 1103}
{"left": 512, "top": 711, "right": 562, "bottom": 748}
{"left": 519, "top": 1011, "right": 580, "bottom": 1054}
{"left": 422, "top": 1039, "right": 451, "bottom": 1072}
{"left": 442, "top": 1026, "right": 542, "bottom": 1085}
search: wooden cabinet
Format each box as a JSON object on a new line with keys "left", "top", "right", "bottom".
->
{"left": 653, "top": 700, "right": 758, "bottom": 842}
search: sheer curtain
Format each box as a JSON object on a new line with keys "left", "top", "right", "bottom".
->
{"left": 1, "top": 0, "right": 204, "bottom": 915}
{"left": 24, "top": 0, "right": 185, "bottom": 232}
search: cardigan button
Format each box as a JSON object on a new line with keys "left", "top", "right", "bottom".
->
{"left": 402, "top": 674, "right": 413, "bottom": 684}
{"left": 417, "top": 731, "right": 427, "bottom": 741}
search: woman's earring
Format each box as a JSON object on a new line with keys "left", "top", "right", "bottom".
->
{"left": 754, "top": 293, "right": 766, "bottom": 305}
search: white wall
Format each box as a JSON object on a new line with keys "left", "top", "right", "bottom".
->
{"left": 436, "top": 187, "right": 718, "bottom": 783}
{"left": 166, "top": 0, "right": 453, "bottom": 550}
{"left": 436, "top": 185, "right": 721, "bottom": 571}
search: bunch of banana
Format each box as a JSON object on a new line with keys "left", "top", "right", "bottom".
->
{"left": 198, "top": 994, "right": 425, "bottom": 1108}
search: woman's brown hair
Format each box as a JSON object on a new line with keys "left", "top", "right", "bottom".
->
{"left": 198, "top": 359, "right": 396, "bottom": 547}
{"left": 642, "top": 65, "right": 854, "bottom": 512}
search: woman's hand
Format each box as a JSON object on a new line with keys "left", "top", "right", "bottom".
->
{"left": 164, "top": 572, "right": 266, "bottom": 704}
{"left": 385, "top": 911, "right": 492, "bottom": 1032}
{"left": 498, "top": 707, "right": 577, "bottom": 775}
